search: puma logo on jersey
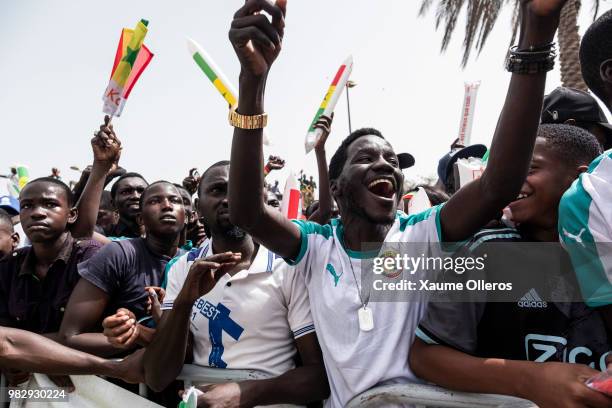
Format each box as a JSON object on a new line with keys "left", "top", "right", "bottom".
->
{"left": 562, "top": 227, "right": 586, "bottom": 247}
{"left": 326, "top": 264, "right": 342, "bottom": 287}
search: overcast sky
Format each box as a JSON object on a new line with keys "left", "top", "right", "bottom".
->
{"left": 1, "top": 0, "right": 610, "bottom": 191}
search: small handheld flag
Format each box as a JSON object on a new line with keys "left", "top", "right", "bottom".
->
{"left": 280, "top": 170, "right": 302, "bottom": 220}
{"left": 16, "top": 166, "right": 29, "bottom": 190}
{"left": 457, "top": 81, "right": 481, "bottom": 146}
{"left": 305, "top": 56, "right": 353, "bottom": 153}
{"left": 102, "top": 19, "right": 154, "bottom": 117}
{"left": 187, "top": 38, "right": 238, "bottom": 108}
{"left": 187, "top": 37, "right": 270, "bottom": 145}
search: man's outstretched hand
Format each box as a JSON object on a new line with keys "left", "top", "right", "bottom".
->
{"left": 229, "top": 0, "right": 287, "bottom": 79}
{"left": 102, "top": 308, "right": 139, "bottom": 349}
{"left": 176, "top": 252, "right": 242, "bottom": 306}
{"left": 183, "top": 168, "right": 201, "bottom": 196}
{"left": 145, "top": 286, "right": 165, "bottom": 324}
{"left": 521, "top": 362, "right": 612, "bottom": 408}
{"left": 266, "top": 155, "right": 285, "bottom": 171}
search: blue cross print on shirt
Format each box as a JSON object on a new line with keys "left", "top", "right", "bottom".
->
{"left": 194, "top": 301, "right": 244, "bottom": 368}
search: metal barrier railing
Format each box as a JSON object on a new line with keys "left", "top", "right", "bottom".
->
{"left": 3, "top": 368, "right": 536, "bottom": 408}
{"left": 175, "top": 365, "right": 303, "bottom": 408}
{"left": 176, "top": 364, "right": 269, "bottom": 389}
{"left": 346, "top": 383, "right": 536, "bottom": 408}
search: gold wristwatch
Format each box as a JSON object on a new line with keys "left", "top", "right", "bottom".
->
{"left": 228, "top": 109, "right": 268, "bottom": 129}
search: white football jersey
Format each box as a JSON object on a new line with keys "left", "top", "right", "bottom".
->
{"left": 289, "top": 207, "right": 444, "bottom": 407}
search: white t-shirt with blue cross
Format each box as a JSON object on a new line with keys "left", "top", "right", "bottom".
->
{"left": 288, "top": 206, "right": 444, "bottom": 408}
{"left": 559, "top": 149, "right": 612, "bottom": 307}
{"left": 162, "top": 238, "right": 315, "bottom": 377}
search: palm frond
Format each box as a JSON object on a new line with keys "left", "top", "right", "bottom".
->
{"left": 434, "top": 0, "right": 467, "bottom": 53}
{"left": 463, "top": 0, "right": 486, "bottom": 66}
{"left": 591, "top": 0, "right": 600, "bottom": 20}
{"left": 418, "top": 0, "right": 437, "bottom": 16}
{"left": 509, "top": 0, "right": 520, "bottom": 48}
{"left": 419, "top": 0, "right": 598, "bottom": 68}
{"left": 423, "top": 0, "right": 511, "bottom": 67}
{"left": 474, "top": 0, "right": 510, "bottom": 54}
{"left": 419, "top": 0, "right": 531, "bottom": 67}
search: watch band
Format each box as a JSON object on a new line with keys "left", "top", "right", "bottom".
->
{"left": 228, "top": 109, "right": 268, "bottom": 129}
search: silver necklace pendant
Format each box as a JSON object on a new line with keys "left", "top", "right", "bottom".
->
{"left": 358, "top": 305, "right": 374, "bottom": 332}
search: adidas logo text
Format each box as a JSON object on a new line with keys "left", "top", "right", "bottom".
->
{"left": 518, "top": 288, "right": 548, "bottom": 308}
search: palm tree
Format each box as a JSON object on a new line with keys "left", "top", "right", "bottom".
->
{"left": 419, "top": 0, "right": 601, "bottom": 91}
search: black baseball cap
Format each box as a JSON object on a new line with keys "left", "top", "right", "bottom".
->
{"left": 397, "top": 153, "right": 415, "bottom": 169}
{"left": 541, "top": 87, "right": 612, "bottom": 147}
{"left": 437, "top": 144, "right": 487, "bottom": 185}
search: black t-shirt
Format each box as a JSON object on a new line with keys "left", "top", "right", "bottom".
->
{"left": 107, "top": 219, "right": 140, "bottom": 239}
{"left": 417, "top": 226, "right": 611, "bottom": 371}
{"left": 78, "top": 238, "right": 171, "bottom": 320}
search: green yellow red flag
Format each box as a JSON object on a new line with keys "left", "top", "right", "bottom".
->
{"left": 102, "top": 19, "right": 153, "bottom": 117}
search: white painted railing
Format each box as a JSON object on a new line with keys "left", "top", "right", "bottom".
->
{"left": 346, "top": 383, "right": 536, "bottom": 408}
{"left": 2, "top": 370, "right": 537, "bottom": 408}
{"left": 176, "top": 364, "right": 269, "bottom": 389}
{"left": 175, "top": 365, "right": 301, "bottom": 407}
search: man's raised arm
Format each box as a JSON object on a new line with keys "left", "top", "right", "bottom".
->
{"left": 71, "top": 116, "right": 122, "bottom": 239}
{"left": 441, "top": 0, "right": 566, "bottom": 242}
{"left": 309, "top": 115, "right": 334, "bottom": 225}
{"left": 227, "top": 0, "right": 302, "bottom": 260}
{"left": 144, "top": 253, "right": 239, "bottom": 392}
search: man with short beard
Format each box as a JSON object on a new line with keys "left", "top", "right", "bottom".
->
{"left": 227, "top": 0, "right": 568, "bottom": 405}
{"left": 143, "top": 161, "right": 329, "bottom": 407}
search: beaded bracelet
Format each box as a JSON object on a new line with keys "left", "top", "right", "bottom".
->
{"left": 506, "top": 43, "right": 556, "bottom": 74}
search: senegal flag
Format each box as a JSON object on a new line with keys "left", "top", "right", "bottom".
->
{"left": 102, "top": 19, "right": 153, "bottom": 117}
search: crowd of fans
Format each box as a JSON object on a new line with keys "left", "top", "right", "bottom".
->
{"left": 3, "top": 0, "right": 612, "bottom": 407}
